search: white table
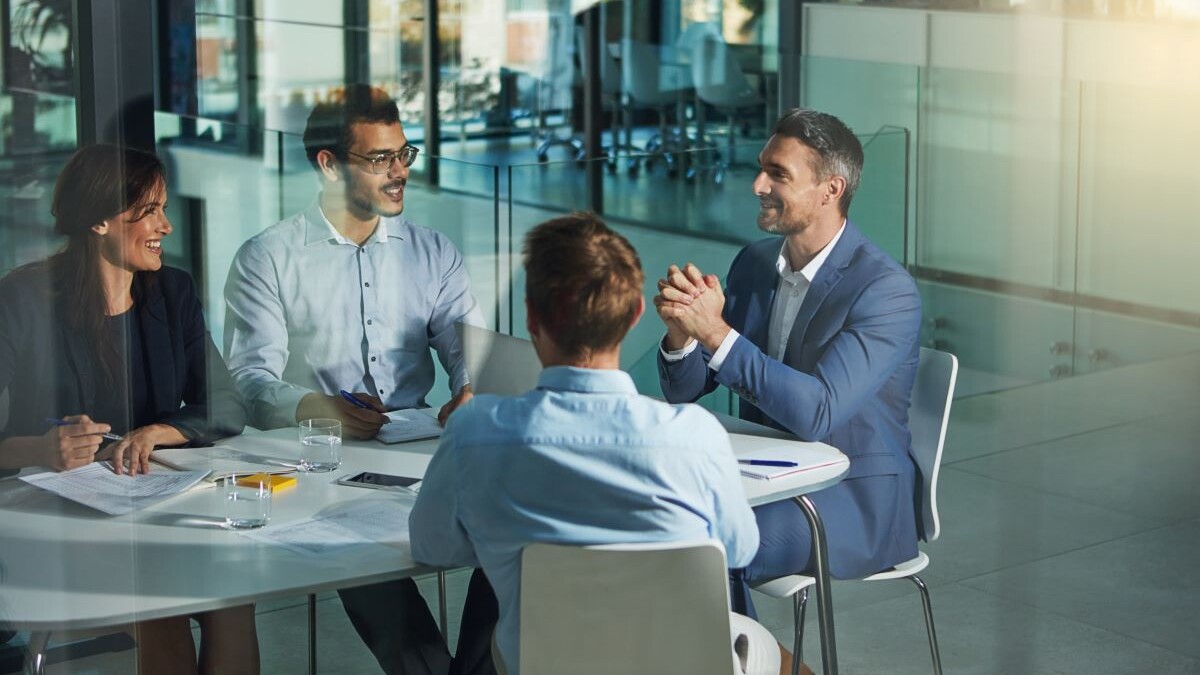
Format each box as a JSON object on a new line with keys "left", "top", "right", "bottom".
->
{"left": 0, "top": 423, "right": 847, "bottom": 674}
{"left": 720, "top": 414, "right": 848, "bottom": 675}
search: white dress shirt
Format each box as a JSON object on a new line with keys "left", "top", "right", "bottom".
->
{"left": 661, "top": 223, "right": 846, "bottom": 369}
{"left": 224, "top": 201, "right": 484, "bottom": 429}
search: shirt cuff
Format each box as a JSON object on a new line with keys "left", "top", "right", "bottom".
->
{"left": 272, "top": 384, "right": 316, "bottom": 429}
{"left": 660, "top": 337, "right": 699, "bottom": 362}
{"left": 707, "top": 329, "right": 741, "bottom": 372}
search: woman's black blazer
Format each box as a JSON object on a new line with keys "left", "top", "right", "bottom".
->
{"left": 0, "top": 263, "right": 247, "bottom": 468}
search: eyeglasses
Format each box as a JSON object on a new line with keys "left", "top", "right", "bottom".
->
{"left": 346, "top": 145, "right": 420, "bottom": 174}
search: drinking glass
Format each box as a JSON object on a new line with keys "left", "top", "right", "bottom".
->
{"left": 299, "top": 418, "right": 342, "bottom": 472}
{"left": 223, "top": 475, "right": 271, "bottom": 529}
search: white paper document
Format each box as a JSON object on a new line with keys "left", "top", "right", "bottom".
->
{"left": 152, "top": 444, "right": 298, "bottom": 480}
{"left": 737, "top": 445, "right": 845, "bottom": 481}
{"left": 376, "top": 408, "right": 443, "bottom": 444}
{"left": 19, "top": 463, "right": 210, "bottom": 515}
{"left": 241, "top": 498, "right": 413, "bottom": 555}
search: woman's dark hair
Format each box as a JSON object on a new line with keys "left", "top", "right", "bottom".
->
{"left": 50, "top": 144, "right": 166, "bottom": 386}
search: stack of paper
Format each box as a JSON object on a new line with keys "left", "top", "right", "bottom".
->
{"left": 152, "top": 445, "right": 297, "bottom": 481}
{"left": 737, "top": 446, "right": 844, "bottom": 481}
{"left": 240, "top": 498, "right": 414, "bottom": 555}
{"left": 377, "top": 409, "right": 443, "bottom": 444}
{"left": 19, "top": 463, "right": 210, "bottom": 515}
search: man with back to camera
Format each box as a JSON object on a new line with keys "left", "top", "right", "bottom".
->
{"left": 409, "top": 213, "right": 783, "bottom": 675}
{"left": 655, "top": 108, "right": 923, "bottom": 672}
{"left": 223, "top": 84, "right": 491, "bottom": 674}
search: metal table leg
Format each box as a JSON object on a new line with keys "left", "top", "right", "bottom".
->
{"left": 308, "top": 594, "right": 317, "bottom": 675}
{"left": 437, "top": 570, "right": 449, "bottom": 643}
{"left": 24, "top": 631, "right": 50, "bottom": 675}
{"left": 795, "top": 495, "right": 838, "bottom": 675}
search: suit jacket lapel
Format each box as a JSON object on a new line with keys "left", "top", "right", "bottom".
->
{"left": 138, "top": 276, "right": 177, "bottom": 416}
{"left": 786, "top": 222, "right": 863, "bottom": 351}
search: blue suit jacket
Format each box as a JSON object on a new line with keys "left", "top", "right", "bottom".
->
{"left": 658, "top": 222, "right": 922, "bottom": 578}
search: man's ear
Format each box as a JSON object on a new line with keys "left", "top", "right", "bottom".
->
{"left": 825, "top": 175, "right": 847, "bottom": 207}
{"left": 525, "top": 298, "right": 540, "bottom": 339}
{"left": 91, "top": 220, "right": 110, "bottom": 236}
{"left": 629, "top": 295, "right": 645, "bottom": 329}
{"left": 316, "top": 150, "right": 341, "bottom": 182}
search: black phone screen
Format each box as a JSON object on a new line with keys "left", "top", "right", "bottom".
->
{"left": 343, "top": 472, "right": 420, "bottom": 488}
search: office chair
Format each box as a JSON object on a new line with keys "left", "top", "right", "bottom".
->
{"left": 690, "top": 34, "right": 763, "bottom": 185}
{"left": 533, "top": 8, "right": 585, "bottom": 162}
{"left": 517, "top": 540, "right": 777, "bottom": 675}
{"left": 620, "top": 38, "right": 693, "bottom": 176}
{"left": 753, "top": 347, "right": 959, "bottom": 675}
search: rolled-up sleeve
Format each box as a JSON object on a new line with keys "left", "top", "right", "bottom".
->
{"left": 427, "top": 233, "right": 484, "bottom": 395}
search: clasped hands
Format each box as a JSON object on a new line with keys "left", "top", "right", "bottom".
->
{"left": 653, "top": 263, "right": 731, "bottom": 353}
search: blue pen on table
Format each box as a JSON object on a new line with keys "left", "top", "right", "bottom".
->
{"left": 44, "top": 418, "right": 123, "bottom": 442}
{"left": 339, "top": 390, "right": 375, "bottom": 410}
{"left": 737, "top": 459, "right": 799, "bottom": 468}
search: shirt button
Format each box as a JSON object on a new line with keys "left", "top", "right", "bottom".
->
{"left": 364, "top": 282, "right": 370, "bottom": 287}
{"left": 378, "top": 388, "right": 385, "bottom": 395}
{"left": 792, "top": 290, "right": 800, "bottom": 297}
{"left": 371, "top": 356, "right": 377, "bottom": 362}
{"left": 367, "top": 319, "right": 373, "bottom": 325}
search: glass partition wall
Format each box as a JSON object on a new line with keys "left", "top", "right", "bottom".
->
{"left": 2, "top": 1, "right": 1199, "bottom": 673}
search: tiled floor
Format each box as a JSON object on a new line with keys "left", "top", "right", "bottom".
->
{"left": 26, "top": 352, "right": 1200, "bottom": 674}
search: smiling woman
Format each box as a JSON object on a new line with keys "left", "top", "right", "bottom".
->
{"left": 0, "top": 144, "right": 259, "bottom": 675}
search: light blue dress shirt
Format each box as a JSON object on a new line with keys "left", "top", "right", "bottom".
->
{"left": 409, "top": 366, "right": 760, "bottom": 674}
{"left": 223, "top": 201, "right": 483, "bottom": 429}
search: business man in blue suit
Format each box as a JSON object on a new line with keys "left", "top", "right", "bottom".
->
{"left": 655, "top": 109, "right": 922, "bottom": 639}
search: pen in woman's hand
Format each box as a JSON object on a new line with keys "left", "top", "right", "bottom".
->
{"left": 45, "top": 417, "right": 123, "bottom": 441}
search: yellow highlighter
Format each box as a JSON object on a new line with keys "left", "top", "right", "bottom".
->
{"left": 235, "top": 473, "right": 297, "bottom": 493}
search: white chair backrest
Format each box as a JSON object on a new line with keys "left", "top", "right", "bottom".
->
{"left": 519, "top": 540, "right": 735, "bottom": 675}
{"left": 536, "top": 9, "right": 575, "bottom": 111}
{"left": 620, "top": 38, "right": 691, "bottom": 106}
{"left": 676, "top": 21, "right": 722, "bottom": 51}
{"left": 690, "top": 34, "right": 757, "bottom": 107}
{"left": 910, "top": 348, "right": 958, "bottom": 542}
{"left": 572, "top": 29, "right": 621, "bottom": 97}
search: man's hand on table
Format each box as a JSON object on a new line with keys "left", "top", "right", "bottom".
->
{"left": 296, "top": 392, "right": 388, "bottom": 440}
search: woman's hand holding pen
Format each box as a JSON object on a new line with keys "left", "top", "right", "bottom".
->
{"left": 40, "top": 415, "right": 111, "bottom": 472}
{"left": 100, "top": 423, "right": 187, "bottom": 475}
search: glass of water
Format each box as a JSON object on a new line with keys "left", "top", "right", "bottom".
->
{"left": 299, "top": 418, "right": 342, "bottom": 472}
{"left": 224, "top": 475, "right": 271, "bottom": 529}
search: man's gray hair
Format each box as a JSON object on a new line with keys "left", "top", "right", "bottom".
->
{"left": 772, "top": 109, "right": 864, "bottom": 216}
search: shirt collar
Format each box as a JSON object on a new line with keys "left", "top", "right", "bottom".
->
{"left": 775, "top": 220, "right": 847, "bottom": 282}
{"left": 303, "top": 197, "right": 406, "bottom": 247}
{"left": 536, "top": 366, "right": 638, "bottom": 395}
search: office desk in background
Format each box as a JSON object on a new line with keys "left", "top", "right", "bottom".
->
{"left": 0, "top": 421, "right": 846, "bottom": 675}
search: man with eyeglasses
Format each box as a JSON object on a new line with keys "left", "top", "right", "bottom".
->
{"left": 223, "top": 84, "right": 492, "bottom": 675}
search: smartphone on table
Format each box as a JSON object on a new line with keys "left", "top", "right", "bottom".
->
{"left": 336, "top": 471, "right": 422, "bottom": 493}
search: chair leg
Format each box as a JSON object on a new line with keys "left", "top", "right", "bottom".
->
{"left": 794, "top": 586, "right": 809, "bottom": 674}
{"left": 23, "top": 631, "right": 50, "bottom": 675}
{"left": 909, "top": 575, "right": 943, "bottom": 675}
